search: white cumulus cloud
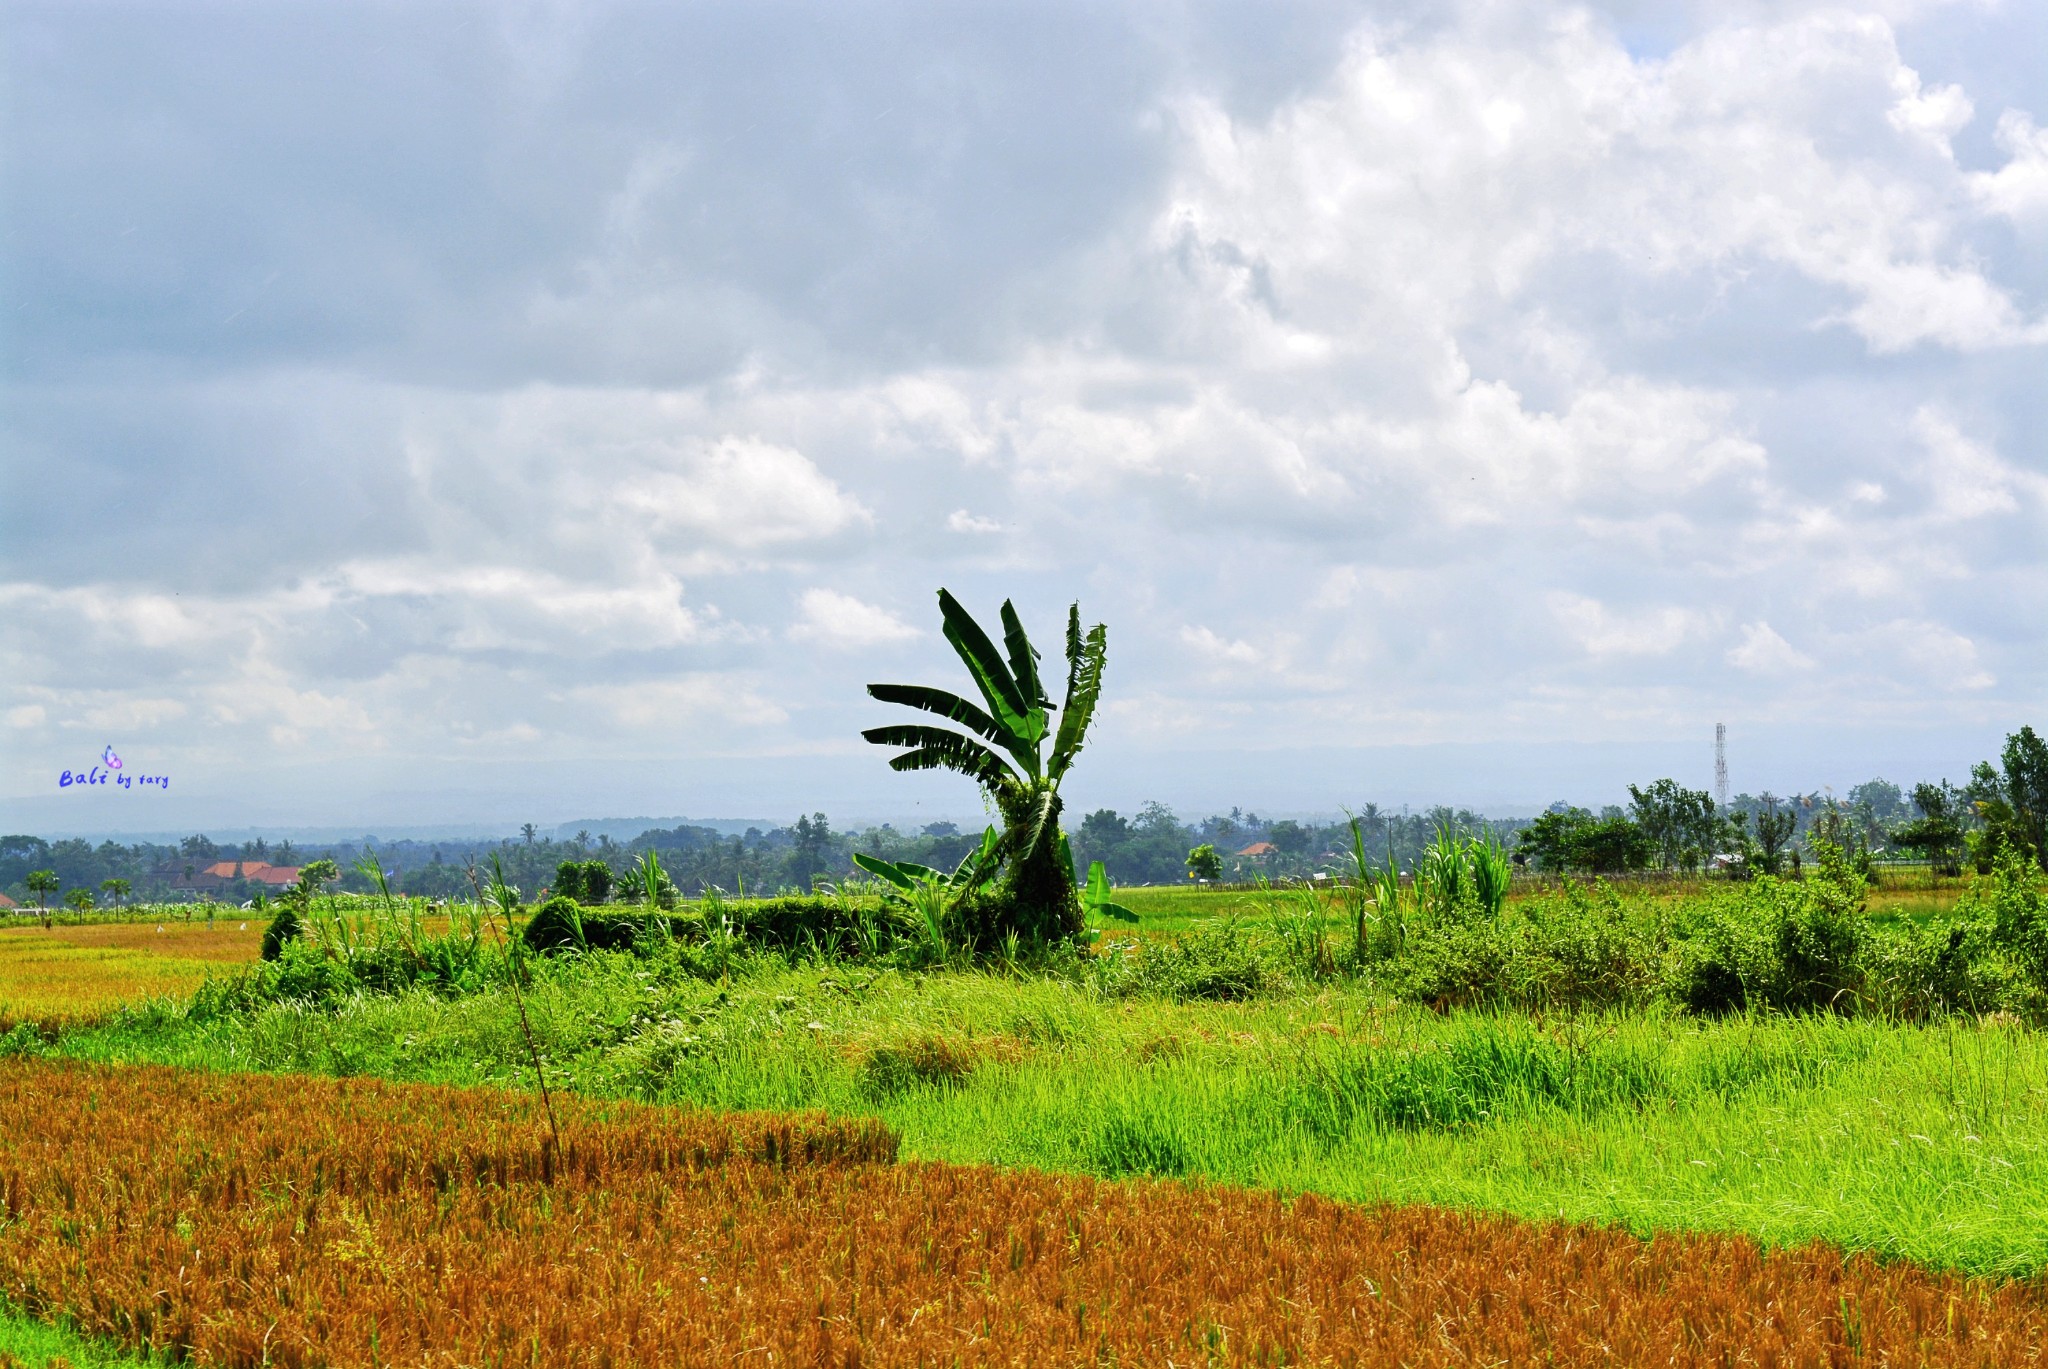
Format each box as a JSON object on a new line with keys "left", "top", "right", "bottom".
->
{"left": 788, "top": 589, "right": 922, "bottom": 651}
{"left": 1727, "top": 623, "right": 1818, "bottom": 676}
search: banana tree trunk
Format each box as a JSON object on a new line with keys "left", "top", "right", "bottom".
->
{"left": 996, "top": 785, "right": 1084, "bottom": 942}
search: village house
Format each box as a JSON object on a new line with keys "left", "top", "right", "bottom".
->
{"left": 153, "top": 860, "right": 303, "bottom": 894}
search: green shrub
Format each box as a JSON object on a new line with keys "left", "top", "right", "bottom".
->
{"left": 552, "top": 859, "right": 613, "bottom": 905}
{"left": 1981, "top": 845, "right": 2048, "bottom": 991}
{"left": 259, "top": 938, "right": 357, "bottom": 1007}
{"left": 1670, "top": 910, "right": 1760, "bottom": 1015}
{"left": 1861, "top": 918, "right": 2017, "bottom": 1021}
{"left": 1670, "top": 842, "right": 1867, "bottom": 1014}
{"left": 947, "top": 887, "right": 1026, "bottom": 955}
{"left": 524, "top": 894, "right": 594, "bottom": 952}
{"left": 730, "top": 896, "right": 877, "bottom": 954}
{"left": 522, "top": 895, "right": 886, "bottom": 959}
{"left": 1777, "top": 838, "right": 1868, "bottom": 1010}
{"left": 1386, "top": 920, "right": 1517, "bottom": 1010}
{"left": 1512, "top": 885, "right": 1663, "bottom": 1011}
{"left": 523, "top": 899, "right": 703, "bottom": 954}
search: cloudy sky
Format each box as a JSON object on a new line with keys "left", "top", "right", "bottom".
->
{"left": 4, "top": 0, "right": 2046, "bottom": 835}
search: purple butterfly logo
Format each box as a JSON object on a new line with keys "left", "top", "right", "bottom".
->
{"left": 102, "top": 745, "right": 122, "bottom": 771}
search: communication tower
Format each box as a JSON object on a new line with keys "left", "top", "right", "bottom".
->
{"left": 1714, "top": 723, "right": 1729, "bottom": 809}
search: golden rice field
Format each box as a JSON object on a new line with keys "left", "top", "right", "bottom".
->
{"left": 0, "top": 921, "right": 261, "bottom": 1026}
{"left": 4, "top": 1059, "right": 2048, "bottom": 1368}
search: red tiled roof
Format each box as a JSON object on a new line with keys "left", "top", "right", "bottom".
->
{"left": 0, "top": 893, "right": 16, "bottom": 909}
{"left": 196, "top": 861, "right": 298, "bottom": 885}
{"left": 1237, "top": 842, "right": 1279, "bottom": 857}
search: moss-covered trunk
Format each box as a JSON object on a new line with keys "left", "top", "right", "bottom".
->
{"left": 996, "top": 786, "right": 1083, "bottom": 943}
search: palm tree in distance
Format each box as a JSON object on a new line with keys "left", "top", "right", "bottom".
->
{"left": 863, "top": 590, "right": 1107, "bottom": 943}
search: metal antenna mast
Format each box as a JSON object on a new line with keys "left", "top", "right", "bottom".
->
{"left": 1714, "top": 723, "right": 1729, "bottom": 809}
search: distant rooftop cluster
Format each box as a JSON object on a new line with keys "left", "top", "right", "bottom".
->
{"left": 154, "top": 859, "right": 303, "bottom": 894}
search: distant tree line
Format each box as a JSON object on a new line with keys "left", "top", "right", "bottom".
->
{"left": 5, "top": 725, "right": 2045, "bottom": 905}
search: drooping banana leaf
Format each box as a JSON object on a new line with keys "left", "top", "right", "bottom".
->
{"left": 866, "top": 683, "right": 1009, "bottom": 747}
{"left": 851, "top": 852, "right": 917, "bottom": 891}
{"left": 860, "top": 724, "right": 1018, "bottom": 788}
{"left": 878, "top": 745, "right": 1016, "bottom": 790}
{"left": 1017, "top": 784, "right": 1060, "bottom": 866}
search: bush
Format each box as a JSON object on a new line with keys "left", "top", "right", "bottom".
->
{"left": 523, "top": 898, "right": 704, "bottom": 954}
{"left": 947, "top": 887, "right": 1027, "bottom": 956}
{"left": 522, "top": 895, "right": 891, "bottom": 959}
{"left": 257, "top": 939, "right": 357, "bottom": 1008}
{"left": 1510, "top": 885, "right": 1663, "bottom": 1012}
{"left": 1386, "top": 919, "right": 1518, "bottom": 1011}
{"left": 729, "top": 896, "right": 877, "bottom": 954}
{"left": 1777, "top": 839, "right": 1867, "bottom": 1010}
{"left": 553, "top": 860, "right": 614, "bottom": 905}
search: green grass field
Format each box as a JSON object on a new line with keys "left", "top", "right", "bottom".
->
{"left": 0, "top": 1306, "right": 154, "bottom": 1367}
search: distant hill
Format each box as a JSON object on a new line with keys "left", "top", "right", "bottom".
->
{"left": 552, "top": 817, "right": 780, "bottom": 841}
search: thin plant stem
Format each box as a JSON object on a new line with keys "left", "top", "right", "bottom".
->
{"left": 472, "top": 855, "right": 564, "bottom": 1167}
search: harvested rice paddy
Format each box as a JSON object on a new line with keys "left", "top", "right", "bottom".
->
{"left": 6, "top": 1058, "right": 2048, "bottom": 1368}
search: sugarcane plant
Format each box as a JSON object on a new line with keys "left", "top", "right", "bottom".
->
{"left": 863, "top": 590, "right": 1108, "bottom": 943}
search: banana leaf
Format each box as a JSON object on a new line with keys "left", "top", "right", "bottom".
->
{"left": 937, "top": 589, "right": 1040, "bottom": 761}
{"left": 1084, "top": 859, "right": 1138, "bottom": 924}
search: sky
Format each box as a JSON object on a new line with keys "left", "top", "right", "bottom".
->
{"left": 3, "top": 0, "right": 2046, "bottom": 837}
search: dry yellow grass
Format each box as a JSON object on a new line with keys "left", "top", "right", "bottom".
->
{"left": 0, "top": 921, "right": 260, "bottom": 1026}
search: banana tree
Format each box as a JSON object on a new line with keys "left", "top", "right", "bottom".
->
{"left": 863, "top": 590, "right": 1108, "bottom": 942}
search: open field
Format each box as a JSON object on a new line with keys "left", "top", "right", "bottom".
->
{"left": 45, "top": 955, "right": 2048, "bottom": 1276}
{"left": 0, "top": 922, "right": 262, "bottom": 1027}
{"left": 4, "top": 856, "right": 2048, "bottom": 1363}
{"left": 6, "top": 1057, "right": 2048, "bottom": 1367}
